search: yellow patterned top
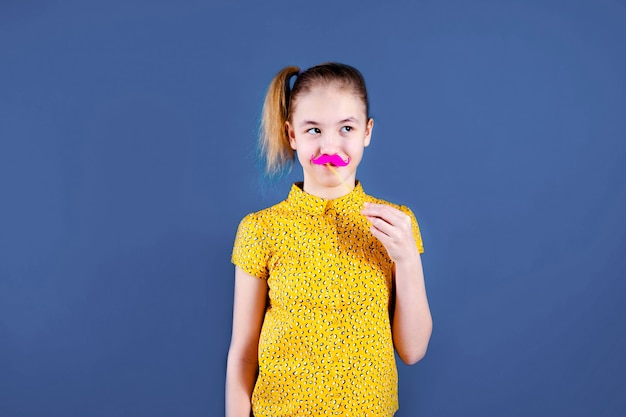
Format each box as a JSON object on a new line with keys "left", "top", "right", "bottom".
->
{"left": 232, "top": 182, "right": 424, "bottom": 417}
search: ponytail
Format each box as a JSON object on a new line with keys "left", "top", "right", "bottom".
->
{"left": 259, "top": 66, "right": 300, "bottom": 177}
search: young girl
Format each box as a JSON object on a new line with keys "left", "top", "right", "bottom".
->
{"left": 226, "top": 63, "right": 432, "bottom": 417}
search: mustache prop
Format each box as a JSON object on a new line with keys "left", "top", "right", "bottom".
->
{"left": 310, "top": 154, "right": 351, "bottom": 167}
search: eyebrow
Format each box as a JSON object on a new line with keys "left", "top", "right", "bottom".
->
{"left": 299, "top": 117, "right": 360, "bottom": 127}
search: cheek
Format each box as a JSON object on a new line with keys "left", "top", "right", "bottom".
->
{"left": 295, "top": 144, "right": 314, "bottom": 164}
{"left": 347, "top": 141, "right": 366, "bottom": 155}
{"left": 296, "top": 137, "right": 318, "bottom": 153}
{"left": 298, "top": 152, "right": 309, "bottom": 164}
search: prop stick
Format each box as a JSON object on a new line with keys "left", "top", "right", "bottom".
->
{"left": 326, "top": 163, "right": 352, "bottom": 193}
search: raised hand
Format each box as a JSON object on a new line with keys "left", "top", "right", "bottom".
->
{"left": 360, "top": 202, "right": 419, "bottom": 264}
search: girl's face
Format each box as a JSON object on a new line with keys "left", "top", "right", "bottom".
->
{"left": 286, "top": 83, "right": 373, "bottom": 199}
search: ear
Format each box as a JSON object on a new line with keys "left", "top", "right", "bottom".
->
{"left": 363, "top": 118, "right": 374, "bottom": 147}
{"left": 285, "top": 121, "right": 297, "bottom": 150}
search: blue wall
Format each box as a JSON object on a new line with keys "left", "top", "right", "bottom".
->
{"left": 1, "top": 1, "right": 625, "bottom": 416}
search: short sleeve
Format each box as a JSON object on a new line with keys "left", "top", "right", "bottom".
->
{"left": 399, "top": 206, "right": 425, "bottom": 254}
{"left": 231, "top": 212, "right": 271, "bottom": 280}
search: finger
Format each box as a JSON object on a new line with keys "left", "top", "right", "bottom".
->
{"left": 369, "top": 222, "right": 394, "bottom": 246}
{"left": 365, "top": 215, "right": 395, "bottom": 238}
{"left": 363, "top": 207, "right": 413, "bottom": 239}
{"left": 365, "top": 211, "right": 415, "bottom": 248}
{"left": 361, "top": 203, "right": 407, "bottom": 225}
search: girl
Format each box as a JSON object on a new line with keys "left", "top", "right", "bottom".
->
{"left": 226, "top": 63, "right": 432, "bottom": 417}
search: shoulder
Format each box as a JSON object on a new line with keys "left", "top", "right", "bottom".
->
{"left": 233, "top": 200, "right": 289, "bottom": 256}
{"left": 237, "top": 199, "right": 290, "bottom": 229}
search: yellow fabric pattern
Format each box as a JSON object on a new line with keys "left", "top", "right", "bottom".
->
{"left": 232, "top": 182, "right": 424, "bottom": 417}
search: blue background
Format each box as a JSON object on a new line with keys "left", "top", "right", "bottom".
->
{"left": 1, "top": 0, "right": 625, "bottom": 416}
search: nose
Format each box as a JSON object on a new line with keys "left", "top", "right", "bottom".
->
{"left": 319, "top": 131, "right": 340, "bottom": 155}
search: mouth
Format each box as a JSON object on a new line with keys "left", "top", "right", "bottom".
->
{"left": 310, "top": 154, "right": 350, "bottom": 167}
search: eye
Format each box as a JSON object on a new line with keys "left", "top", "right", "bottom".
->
{"left": 307, "top": 127, "right": 321, "bottom": 135}
{"left": 340, "top": 126, "right": 353, "bottom": 133}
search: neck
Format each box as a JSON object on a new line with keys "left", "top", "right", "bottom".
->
{"left": 302, "top": 180, "right": 355, "bottom": 200}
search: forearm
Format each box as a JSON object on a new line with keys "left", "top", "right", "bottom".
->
{"left": 392, "top": 254, "right": 432, "bottom": 365}
{"left": 225, "top": 354, "right": 258, "bottom": 417}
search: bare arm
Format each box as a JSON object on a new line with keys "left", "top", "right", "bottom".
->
{"left": 361, "top": 203, "right": 432, "bottom": 364}
{"left": 225, "top": 267, "right": 268, "bottom": 417}
{"left": 391, "top": 252, "right": 432, "bottom": 364}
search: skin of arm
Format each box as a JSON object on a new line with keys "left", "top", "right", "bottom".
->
{"left": 361, "top": 202, "right": 433, "bottom": 365}
{"left": 225, "top": 267, "right": 268, "bottom": 417}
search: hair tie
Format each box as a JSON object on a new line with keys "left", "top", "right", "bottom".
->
{"left": 285, "top": 71, "right": 299, "bottom": 116}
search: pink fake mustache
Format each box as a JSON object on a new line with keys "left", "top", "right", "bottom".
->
{"left": 310, "top": 154, "right": 351, "bottom": 167}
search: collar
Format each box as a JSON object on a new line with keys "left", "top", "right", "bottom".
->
{"left": 286, "top": 181, "right": 366, "bottom": 216}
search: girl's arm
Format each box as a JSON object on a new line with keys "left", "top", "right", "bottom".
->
{"left": 226, "top": 267, "right": 268, "bottom": 417}
{"left": 391, "top": 252, "right": 432, "bottom": 364}
{"left": 361, "top": 203, "right": 433, "bottom": 365}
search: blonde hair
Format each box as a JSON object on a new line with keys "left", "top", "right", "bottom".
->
{"left": 259, "top": 63, "right": 370, "bottom": 177}
{"left": 259, "top": 66, "right": 300, "bottom": 177}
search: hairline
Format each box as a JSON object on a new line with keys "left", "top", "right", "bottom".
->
{"left": 288, "top": 80, "right": 369, "bottom": 123}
